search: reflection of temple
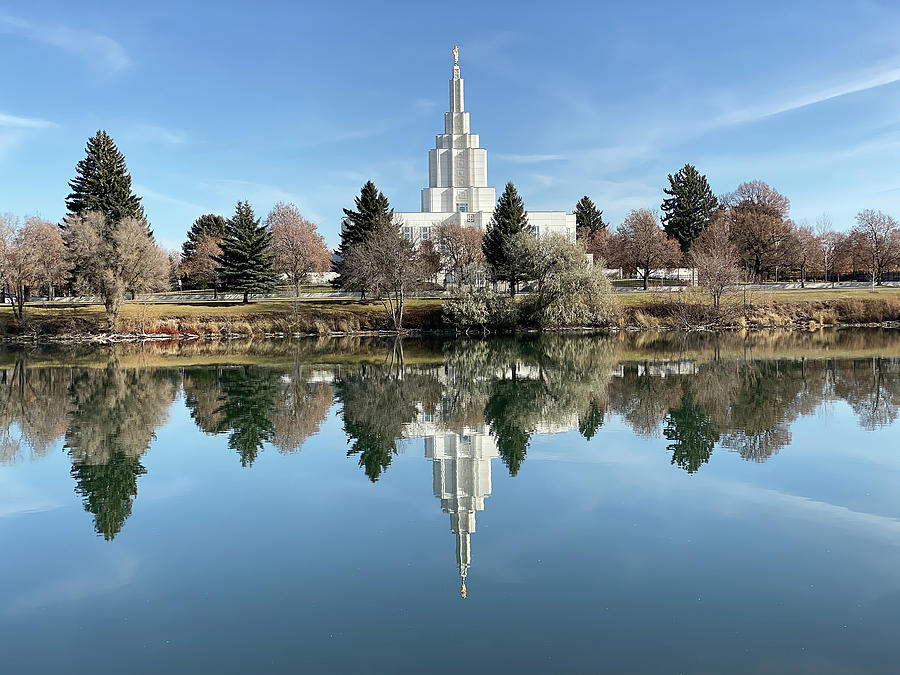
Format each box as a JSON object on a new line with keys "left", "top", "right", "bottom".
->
{"left": 405, "top": 416, "right": 498, "bottom": 599}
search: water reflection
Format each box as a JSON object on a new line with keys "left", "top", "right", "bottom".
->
{"left": 1, "top": 332, "right": 899, "bottom": 560}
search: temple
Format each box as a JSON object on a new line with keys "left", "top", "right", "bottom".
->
{"left": 425, "top": 425, "right": 498, "bottom": 600}
{"left": 394, "top": 47, "right": 576, "bottom": 243}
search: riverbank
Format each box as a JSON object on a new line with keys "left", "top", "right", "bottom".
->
{"left": 2, "top": 288, "right": 900, "bottom": 341}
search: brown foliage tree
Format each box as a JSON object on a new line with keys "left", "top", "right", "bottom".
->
{"left": 725, "top": 180, "right": 794, "bottom": 281}
{"left": 434, "top": 221, "right": 484, "bottom": 289}
{"left": 851, "top": 209, "right": 900, "bottom": 285}
{"left": 266, "top": 202, "right": 331, "bottom": 296}
{"left": 341, "top": 214, "right": 426, "bottom": 329}
{"left": 615, "top": 209, "right": 681, "bottom": 290}
{"left": 0, "top": 215, "right": 70, "bottom": 321}
{"left": 689, "top": 214, "right": 741, "bottom": 311}
{"left": 180, "top": 233, "right": 223, "bottom": 298}
{"left": 63, "top": 213, "right": 170, "bottom": 327}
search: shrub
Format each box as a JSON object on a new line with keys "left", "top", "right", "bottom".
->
{"left": 444, "top": 288, "right": 519, "bottom": 332}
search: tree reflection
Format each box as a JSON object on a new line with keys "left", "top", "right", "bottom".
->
{"left": 211, "top": 366, "right": 280, "bottom": 467}
{"left": 0, "top": 334, "right": 898, "bottom": 542}
{"left": 334, "top": 360, "right": 442, "bottom": 482}
{"left": 64, "top": 365, "right": 177, "bottom": 539}
{"left": 664, "top": 393, "right": 719, "bottom": 473}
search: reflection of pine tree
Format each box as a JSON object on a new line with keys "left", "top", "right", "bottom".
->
{"left": 578, "top": 401, "right": 605, "bottom": 441}
{"left": 63, "top": 365, "right": 176, "bottom": 539}
{"left": 334, "top": 363, "right": 442, "bottom": 482}
{"left": 664, "top": 393, "right": 719, "bottom": 473}
{"left": 211, "top": 366, "right": 280, "bottom": 467}
{"left": 484, "top": 376, "right": 539, "bottom": 477}
{"left": 71, "top": 451, "right": 146, "bottom": 540}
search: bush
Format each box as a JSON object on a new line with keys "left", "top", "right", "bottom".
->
{"left": 444, "top": 288, "right": 520, "bottom": 332}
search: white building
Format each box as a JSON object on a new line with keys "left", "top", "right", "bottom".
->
{"left": 394, "top": 48, "right": 576, "bottom": 243}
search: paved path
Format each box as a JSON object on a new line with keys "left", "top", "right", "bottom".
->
{"left": 11, "top": 281, "right": 900, "bottom": 305}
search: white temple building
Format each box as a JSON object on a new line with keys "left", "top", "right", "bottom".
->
{"left": 394, "top": 47, "right": 576, "bottom": 244}
{"left": 422, "top": 423, "right": 498, "bottom": 600}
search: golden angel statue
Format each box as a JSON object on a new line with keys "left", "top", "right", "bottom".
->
{"left": 452, "top": 45, "right": 459, "bottom": 66}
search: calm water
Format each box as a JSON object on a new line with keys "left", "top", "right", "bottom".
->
{"left": 2, "top": 331, "right": 900, "bottom": 674}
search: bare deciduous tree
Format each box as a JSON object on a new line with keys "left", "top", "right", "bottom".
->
{"left": 266, "top": 202, "right": 331, "bottom": 296}
{"left": 725, "top": 181, "right": 793, "bottom": 281}
{"left": 794, "top": 223, "right": 820, "bottom": 288}
{"left": 63, "top": 213, "right": 170, "bottom": 327}
{"left": 0, "top": 215, "right": 71, "bottom": 321}
{"left": 418, "top": 239, "right": 442, "bottom": 287}
{"left": 434, "top": 221, "right": 484, "bottom": 289}
{"left": 341, "top": 214, "right": 425, "bottom": 329}
{"left": 690, "top": 214, "right": 741, "bottom": 312}
{"left": 851, "top": 209, "right": 900, "bottom": 286}
{"left": 615, "top": 208, "right": 680, "bottom": 290}
{"left": 180, "top": 232, "right": 223, "bottom": 298}
{"left": 815, "top": 214, "right": 837, "bottom": 285}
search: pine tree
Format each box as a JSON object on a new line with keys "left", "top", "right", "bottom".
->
{"left": 482, "top": 181, "right": 533, "bottom": 296}
{"left": 66, "top": 130, "right": 148, "bottom": 231}
{"left": 660, "top": 164, "right": 718, "bottom": 253}
{"left": 216, "top": 201, "right": 276, "bottom": 303}
{"left": 333, "top": 181, "right": 390, "bottom": 289}
{"left": 574, "top": 195, "right": 606, "bottom": 238}
{"left": 182, "top": 214, "right": 226, "bottom": 259}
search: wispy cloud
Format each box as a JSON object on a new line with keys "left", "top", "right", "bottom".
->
{"left": 125, "top": 124, "right": 189, "bottom": 146}
{"left": 495, "top": 153, "right": 566, "bottom": 164}
{"left": 0, "top": 14, "right": 131, "bottom": 75}
{"left": 0, "top": 112, "right": 57, "bottom": 129}
{"left": 719, "top": 61, "right": 900, "bottom": 126}
{"left": 133, "top": 184, "right": 207, "bottom": 213}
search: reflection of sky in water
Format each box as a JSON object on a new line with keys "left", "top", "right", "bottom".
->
{"left": 1, "top": 343, "right": 899, "bottom": 673}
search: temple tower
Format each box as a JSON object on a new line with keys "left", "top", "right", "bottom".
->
{"left": 420, "top": 48, "right": 496, "bottom": 214}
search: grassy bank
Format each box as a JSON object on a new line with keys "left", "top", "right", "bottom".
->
{"left": 0, "top": 298, "right": 445, "bottom": 338}
{"left": 1, "top": 287, "right": 900, "bottom": 340}
{"left": 618, "top": 287, "right": 900, "bottom": 329}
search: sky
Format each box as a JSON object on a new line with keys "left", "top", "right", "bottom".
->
{"left": 1, "top": 0, "right": 899, "bottom": 250}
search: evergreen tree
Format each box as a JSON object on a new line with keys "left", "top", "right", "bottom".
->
{"left": 216, "top": 201, "right": 277, "bottom": 303}
{"left": 182, "top": 213, "right": 226, "bottom": 259}
{"left": 574, "top": 195, "right": 606, "bottom": 239}
{"left": 482, "top": 182, "right": 533, "bottom": 296}
{"left": 660, "top": 164, "right": 718, "bottom": 253}
{"left": 71, "top": 453, "right": 147, "bottom": 541}
{"left": 333, "top": 181, "right": 391, "bottom": 289}
{"left": 66, "top": 130, "right": 148, "bottom": 231}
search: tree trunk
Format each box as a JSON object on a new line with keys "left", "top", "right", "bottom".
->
{"left": 243, "top": 290, "right": 249, "bottom": 304}
{"left": 295, "top": 281, "right": 301, "bottom": 298}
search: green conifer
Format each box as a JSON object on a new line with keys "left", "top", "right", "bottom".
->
{"left": 574, "top": 195, "right": 606, "bottom": 238}
{"left": 216, "top": 201, "right": 276, "bottom": 303}
{"left": 182, "top": 214, "right": 226, "bottom": 259}
{"left": 660, "top": 164, "right": 718, "bottom": 253}
{"left": 333, "top": 181, "right": 391, "bottom": 289}
{"left": 482, "top": 181, "right": 533, "bottom": 296}
{"left": 66, "top": 130, "right": 148, "bottom": 231}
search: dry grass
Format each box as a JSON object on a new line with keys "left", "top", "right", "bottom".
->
{"left": 2, "top": 286, "right": 900, "bottom": 338}
{"left": 0, "top": 298, "right": 445, "bottom": 338}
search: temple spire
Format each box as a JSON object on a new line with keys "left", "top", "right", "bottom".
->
{"left": 450, "top": 45, "right": 463, "bottom": 112}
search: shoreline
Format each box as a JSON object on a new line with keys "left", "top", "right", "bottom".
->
{"left": 3, "top": 290, "right": 900, "bottom": 344}
{"left": 3, "top": 320, "right": 900, "bottom": 345}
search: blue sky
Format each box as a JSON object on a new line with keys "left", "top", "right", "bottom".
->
{"left": 1, "top": 0, "right": 899, "bottom": 250}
